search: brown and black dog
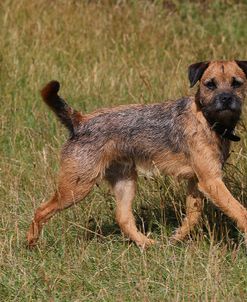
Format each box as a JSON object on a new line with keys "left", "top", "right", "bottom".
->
{"left": 27, "top": 60, "right": 247, "bottom": 248}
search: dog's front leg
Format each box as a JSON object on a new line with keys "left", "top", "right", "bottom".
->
{"left": 198, "top": 178, "right": 247, "bottom": 237}
{"left": 189, "top": 142, "right": 247, "bottom": 243}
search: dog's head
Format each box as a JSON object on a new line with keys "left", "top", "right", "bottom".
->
{"left": 188, "top": 60, "right": 247, "bottom": 129}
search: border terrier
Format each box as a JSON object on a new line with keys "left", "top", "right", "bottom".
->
{"left": 27, "top": 60, "right": 247, "bottom": 248}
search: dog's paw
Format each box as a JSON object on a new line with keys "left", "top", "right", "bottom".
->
{"left": 136, "top": 237, "right": 156, "bottom": 251}
{"left": 26, "top": 221, "right": 40, "bottom": 248}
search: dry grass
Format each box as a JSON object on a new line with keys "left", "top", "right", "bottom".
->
{"left": 1, "top": 0, "right": 247, "bottom": 300}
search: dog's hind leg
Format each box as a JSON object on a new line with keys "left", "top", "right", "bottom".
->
{"left": 27, "top": 160, "right": 96, "bottom": 247}
{"left": 106, "top": 162, "right": 155, "bottom": 249}
{"left": 171, "top": 179, "right": 203, "bottom": 243}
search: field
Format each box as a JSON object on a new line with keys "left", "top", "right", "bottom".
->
{"left": 1, "top": 0, "right": 247, "bottom": 300}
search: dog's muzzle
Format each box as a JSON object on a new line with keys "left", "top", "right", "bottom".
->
{"left": 202, "top": 92, "right": 242, "bottom": 130}
{"left": 213, "top": 92, "right": 242, "bottom": 113}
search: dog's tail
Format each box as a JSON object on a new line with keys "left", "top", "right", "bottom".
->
{"left": 41, "top": 81, "right": 82, "bottom": 136}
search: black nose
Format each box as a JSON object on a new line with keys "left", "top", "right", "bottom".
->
{"left": 217, "top": 93, "right": 241, "bottom": 112}
{"left": 219, "top": 93, "right": 232, "bottom": 105}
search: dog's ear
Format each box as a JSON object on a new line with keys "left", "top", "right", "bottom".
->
{"left": 235, "top": 60, "right": 247, "bottom": 78}
{"left": 188, "top": 61, "right": 209, "bottom": 87}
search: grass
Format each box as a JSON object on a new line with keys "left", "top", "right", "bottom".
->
{"left": 1, "top": 0, "right": 247, "bottom": 300}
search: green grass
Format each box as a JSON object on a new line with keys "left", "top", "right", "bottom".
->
{"left": 1, "top": 0, "right": 247, "bottom": 300}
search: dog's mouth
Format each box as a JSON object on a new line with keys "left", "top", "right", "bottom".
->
{"left": 216, "top": 107, "right": 239, "bottom": 113}
{"left": 215, "top": 105, "right": 241, "bottom": 115}
{"left": 216, "top": 108, "right": 241, "bottom": 116}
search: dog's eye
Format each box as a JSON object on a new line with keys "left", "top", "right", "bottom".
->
{"left": 232, "top": 78, "right": 243, "bottom": 88}
{"left": 204, "top": 80, "right": 217, "bottom": 90}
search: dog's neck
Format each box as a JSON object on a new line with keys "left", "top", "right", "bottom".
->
{"left": 195, "top": 92, "right": 240, "bottom": 142}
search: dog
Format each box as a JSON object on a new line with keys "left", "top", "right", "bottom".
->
{"left": 27, "top": 60, "right": 247, "bottom": 249}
